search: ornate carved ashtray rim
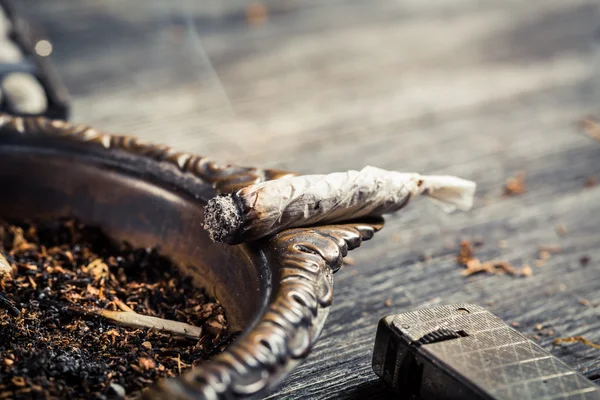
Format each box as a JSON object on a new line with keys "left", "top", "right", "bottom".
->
{"left": 0, "top": 114, "right": 383, "bottom": 400}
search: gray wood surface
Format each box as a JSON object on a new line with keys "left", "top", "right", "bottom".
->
{"left": 18, "top": 0, "right": 600, "bottom": 398}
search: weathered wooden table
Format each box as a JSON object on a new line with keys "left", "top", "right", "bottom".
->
{"left": 19, "top": 0, "right": 600, "bottom": 398}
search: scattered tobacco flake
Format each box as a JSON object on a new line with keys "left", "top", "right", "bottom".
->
{"left": 245, "top": 2, "right": 268, "bottom": 26}
{"left": 579, "top": 299, "right": 591, "bottom": 307}
{"left": 0, "top": 218, "right": 238, "bottom": 399}
{"left": 384, "top": 299, "right": 391, "bottom": 308}
{"left": 519, "top": 265, "right": 533, "bottom": 277}
{"left": 534, "top": 247, "right": 557, "bottom": 267}
{"left": 457, "top": 240, "right": 475, "bottom": 265}
{"left": 533, "top": 324, "right": 555, "bottom": 337}
{"left": 580, "top": 255, "right": 590, "bottom": 266}
{"left": 553, "top": 336, "right": 600, "bottom": 350}
{"left": 503, "top": 171, "right": 526, "bottom": 196}
{"left": 579, "top": 117, "right": 600, "bottom": 142}
{"left": 456, "top": 240, "right": 532, "bottom": 277}
{"left": 584, "top": 176, "right": 597, "bottom": 188}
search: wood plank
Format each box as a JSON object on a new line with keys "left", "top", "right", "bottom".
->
{"left": 264, "top": 87, "right": 600, "bottom": 398}
{"left": 16, "top": 0, "right": 600, "bottom": 166}
{"left": 14, "top": 0, "right": 600, "bottom": 398}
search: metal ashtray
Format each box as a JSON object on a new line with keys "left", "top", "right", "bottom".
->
{"left": 0, "top": 114, "right": 382, "bottom": 400}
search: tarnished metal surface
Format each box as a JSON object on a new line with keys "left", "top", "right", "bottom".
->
{"left": 0, "top": 113, "right": 383, "bottom": 400}
{"left": 0, "top": 114, "right": 293, "bottom": 194}
{"left": 150, "top": 220, "right": 383, "bottom": 400}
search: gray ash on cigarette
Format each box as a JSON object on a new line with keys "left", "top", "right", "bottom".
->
{"left": 204, "top": 195, "right": 245, "bottom": 243}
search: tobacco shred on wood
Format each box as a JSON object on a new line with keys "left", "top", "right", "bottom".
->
{"left": 584, "top": 176, "right": 597, "bottom": 188}
{"left": 503, "top": 171, "right": 526, "bottom": 196}
{"left": 246, "top": 2, "right": 268, "bottom": 26}
{"left": 553, "top": 336, "right": 600, "bottom": 350}
{"left": 578, "top": 299, "right": 591, "bottom": 307}
{"left": 579, "top": 256, "right": 590, "bottom": 266}
{"left": 0, "top": 218, "right": 237, "bottom": 399}
{"left": 457, "top": 240, "right": 532, "bottom": 277}
{"left": 579, "top": 116, "right": 600, "bottom": 142}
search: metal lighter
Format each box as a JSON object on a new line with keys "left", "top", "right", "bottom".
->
{"left": 373, "top": 304, "right": 600, "bottom": 400}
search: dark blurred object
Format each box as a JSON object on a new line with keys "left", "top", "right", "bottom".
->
{"left": 0, "top": 0, "right": 69, "bottom": 119}
{"left": 373, "top": 304, "right": 600, "bottom": 400}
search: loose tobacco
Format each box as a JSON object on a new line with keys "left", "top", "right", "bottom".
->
{"left": 0, "top": 218, "right": 237, "bottom": 399}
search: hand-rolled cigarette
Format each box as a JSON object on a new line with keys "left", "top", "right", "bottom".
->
{"left": 204, "top": 166, "right": 476, "bottom": 244}
{"left": 45, "top": 300, "right": 203, "bottom": 339}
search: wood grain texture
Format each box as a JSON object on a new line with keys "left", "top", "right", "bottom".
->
{"left": 16, "top": 0, "right": 600, "bottom": 398}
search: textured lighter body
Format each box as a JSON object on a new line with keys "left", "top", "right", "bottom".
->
{"left": 373, "top": 304, "right": 600, "bottom": 400}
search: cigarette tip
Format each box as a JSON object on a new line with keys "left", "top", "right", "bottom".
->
{"left": 204, "top": 195, "right": 243, "bottom": 243}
